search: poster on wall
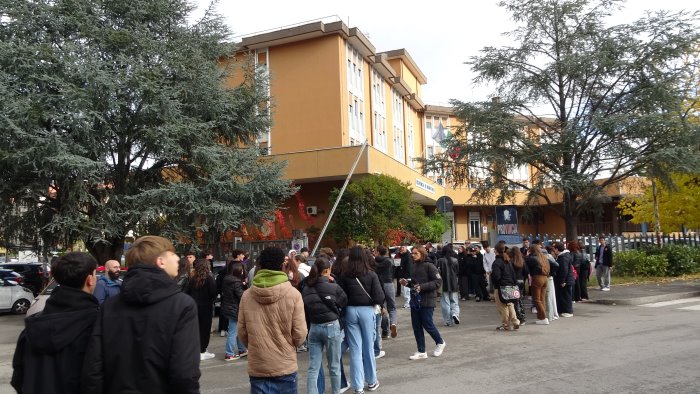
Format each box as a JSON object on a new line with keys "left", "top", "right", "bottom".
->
{"left": 496, "top": 206, "right": 520, "bottom": 244}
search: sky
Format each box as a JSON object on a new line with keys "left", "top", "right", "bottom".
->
{"left": 193, "top": 0, "right": 696, "bottom": 107}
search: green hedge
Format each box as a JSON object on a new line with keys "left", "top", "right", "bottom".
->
{"left": 615, "top": 245, "right": 700, "bottom": 277}
{"left": 614, "top": 250, "right": 668, "bottom": 276}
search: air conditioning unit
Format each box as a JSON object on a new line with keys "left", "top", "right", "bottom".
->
{"left": 306, "top": 206, "right": 318, "bottom": 216}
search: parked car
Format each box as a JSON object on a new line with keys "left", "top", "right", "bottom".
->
{"left": 0, "top": 269, "right": 24, "bottom": 286}
{"left": 0, "top": 262, "right": 46, "bottom": 295}
{"left": 0, "top": 278, "right": 35, "bottom": 314}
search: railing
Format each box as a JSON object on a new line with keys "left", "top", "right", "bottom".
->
{"left": 519, "top": 233, "right": 700, "bottom": 262}
{"left": 203, "top": 239, "right": 292, "bottom": 261}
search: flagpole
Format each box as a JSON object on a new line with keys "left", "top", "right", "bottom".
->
{"left": 311, "top": 141, "right": 368, "bottom": 257}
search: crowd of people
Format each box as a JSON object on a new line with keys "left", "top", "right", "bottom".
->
{"left": 10, "top": 234, "right": 614, "bottom": 394}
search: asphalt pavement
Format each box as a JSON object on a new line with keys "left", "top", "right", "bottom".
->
{"left": 1, "top": 280, "right": 699, "bottom": 393}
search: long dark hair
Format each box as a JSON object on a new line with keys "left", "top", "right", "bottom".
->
{"left": 331, "top": 248, "right": 349, "bottom": 277}
{"left": 508, "top": 247, "right": 524, "bottom": 270}
{"left": 307, "top": 257, "right": 331, "bottom": 287}
{"left": 227, "top": 262, "right": 245, "bottom": 281}
{"left": 528, "top": 245, "right": 550, "bottom": 276}
{"left": 344, "top": 246, "right": 370, "bottom": 278}
{"left": 190, "top": 259, "right": 210, "bottom": 288}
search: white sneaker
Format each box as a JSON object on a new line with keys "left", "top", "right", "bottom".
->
{"left": 339, "top": 385, "right": 351, "bottom": 393}
{"left": 432, "top": 341, "right": 446, "bottom": 357}
{"left": 220, "top": 330, "right": 227, "bottom": 337}
{"left": 200, "top": 351, "right": 215, "bottom": 361}
{"left": 375, "top": 350, "right": 386, "bottom": 359}
{"left": 535, "top": 318, "right": 550, "bottom": 325}
{"left": 409, "top": 352, "right": 428, "bottom": 360}
{"left": 602, "top": 287, "right": 610, "bottom": 291}
{"left": 561, "top": 313, "right": 573, "bottom": 318}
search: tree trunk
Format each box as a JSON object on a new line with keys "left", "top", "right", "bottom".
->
{"left": 562, "top": 193, "right": 579, "bottom": 241}
{"left": 651, "top": 178, "right": 662, "bottom": 247}
{"left": 87, "top": 236, "right": 125, "bottom": 265}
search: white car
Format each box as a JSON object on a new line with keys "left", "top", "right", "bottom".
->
{"left": 0, "top": 279, "right": 35, "bottom": 314}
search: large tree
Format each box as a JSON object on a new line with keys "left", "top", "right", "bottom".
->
{"left": 422, "top": 0, "right": 700, "bottom": 240}
{"left": 618, "top": 173, "right": 700, "bottom": 233}
{"left": 0, "top": 0, "right": 295, "bottom": 262}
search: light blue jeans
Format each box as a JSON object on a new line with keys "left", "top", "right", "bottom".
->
{"left": 225, "top": 319, "right": 246, "bottom": 356}
{"left": 344, "top": 306, "right": 378, "bottom": 391}
{"left": 440, "top": 291, "right": 460, "bottom": 324}
{"left": 307, "top": 320, "right": 342, "bottom": 394}
{"left": 402, "top": 285, "right": 411, "bottom": 307}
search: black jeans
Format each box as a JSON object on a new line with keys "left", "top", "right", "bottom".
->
{"left": 470, "top": 274, "right": 488, "bottom": 300}
{"left": 555, "top": 283, "right": 573, "bottom": 314}
{"left": 458, "top": 275, "right": 471, "bottom": 299}
{"left": 578, "top": 268, "right": 590, "bottom": 299}
{"left": 197, "top": 303, "right": 214, "bottom": 353}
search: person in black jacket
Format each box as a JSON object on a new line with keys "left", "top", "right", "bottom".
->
{"left": 570, "top": 240, "right": 590, "bottom": 301}
{"left": 552, "top": 242, "right": 575, "bottom": 317}
{"left": 12, "top": 252, "right": 99, "bottom": 394}
{"left": 508, "top": 247, "right": 529, "bottom": 324}
{"left": 375, "top": 246, "right": 398, "bottom": 338}
{"left": 82, "top": 235, "right": 200, "bottom": 394}
{"left": 400, "top": 246, "right": 446, "bottom": 360}
{"left": 217, "top": 249, "right": 245, "bottom": 337}
{"left": 437, "top": 244, "right": 460, "bottom": 326}
{"left": 466, "top": 246, "right": 489, "bottom": 302}
{"left": 186, "top": 258, "right": 218, "bottom": 360}
{"left": 336, "top": 246, "right": 384, "bottom": 393}
{"left": 594, "top": 236, "right": 613, "bottom": 291}
{"left": 491, "top": 244, "right": 520, "bottom": 331}
{"left": 398, "top": 245, "right": 413, "bottom": 308}
{"left": 302, "top": 257, "right": 347, "bottom": 394}
{"left": 220, "top": 260, "right": 247, "bottom": 360}
{"left": 457, "top": 245, "right": 470, "bottom": 300}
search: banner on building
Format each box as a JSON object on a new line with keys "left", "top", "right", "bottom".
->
{"left": 496, "top": 206, "right": 520, "bottom": 244}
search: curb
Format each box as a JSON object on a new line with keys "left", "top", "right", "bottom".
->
{"left": 591, "top": 291, "right": 700, "bottom": 305}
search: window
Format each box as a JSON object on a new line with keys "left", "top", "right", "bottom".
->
{"left": 346, "top": 42, "right": 365, "bottom": 144}
{"left": 407, "top": 117, "right": 415, "bottom": 169}
{"left": 371, "top": 69, "right": 387, "bottom": 152}
{"left": 469, "top": 212, "right": 481, "bottom": 239}
{"left": 393, "top": 130, "right": 405, "bottom": 163}
{"left": 507, "top": 164, "right": 529, "bottom": 189}
{"left": 391, "top": 88, "right": 404, "bottom": 163}
{"left": 255, "top": 48, "right": 271, "bottom": 153}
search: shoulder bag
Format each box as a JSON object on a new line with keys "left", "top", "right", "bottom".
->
{"left": 355, "top": 277, "right": 382, "bottom": 315}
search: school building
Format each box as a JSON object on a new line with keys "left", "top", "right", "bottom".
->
{"left": 223, "top": 19, "right": 639, "bottom": 247}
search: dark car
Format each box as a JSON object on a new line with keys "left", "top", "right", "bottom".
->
{"left": 0, "top": 269, "right": 24, "bottom": 287}
{"left": 0, "top": 263, "right": 46, "bottom": 295}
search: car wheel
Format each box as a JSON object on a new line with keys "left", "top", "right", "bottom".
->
{"left": 12, "top": 299, "right": 31, "bottom": 314}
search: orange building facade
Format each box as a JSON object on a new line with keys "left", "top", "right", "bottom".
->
{"left": 224, "top": 20, "right": 637, "bottom": 246}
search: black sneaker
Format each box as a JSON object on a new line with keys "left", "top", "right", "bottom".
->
{"left": 452, "top": 315, "right": 460, "bottom": 325}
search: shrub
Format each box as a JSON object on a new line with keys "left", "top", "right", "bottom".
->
{"left": 614, "top": 250, "right": 668, "bottom": 277}
{"left": 663, "top": 245, "right": 700, "bottom": 276}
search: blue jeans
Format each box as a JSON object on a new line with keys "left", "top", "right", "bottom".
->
{"left": 225, "top": 319, "right": 247, "bottom": 356}
{"left": 250, "top": 371, "right": 297, "bottom": 394}
{"left": 410, "top": 307, "right": 443, "bottom": 353}
{"left": 373, "top": 312, "right": 382, "bottom": 356}
{"left": 307, "top": 320, "right": 342, "bottom": 394}
{"left": 344, "top": 306, "right": 378, "bottom": 391}
{"left": 440, "top": 291, "right": 460, "bottom": 324}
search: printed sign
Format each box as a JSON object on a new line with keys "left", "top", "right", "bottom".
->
{"left": 496, "top": 206, "right": 520, "bottom": 244}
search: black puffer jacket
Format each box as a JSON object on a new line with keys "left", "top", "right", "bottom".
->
{"left": 437, "top": 256, "right": 459, "bottom": 293}
{"left": 12, "top": 286, "right": 99, "bottom": 394}
{"left": 220, "top": 275, "right": 245, "bottom": 321}
{"left": 466, "top": 253, "right": 485, "bottom": 275}
{"left": 302, "top": 277, "right": 348, "bottom": 324}
{"left": 490, "top": 256, "right": 516, "bottom": 287}
{"left": 82, "top": 264, "right": 200, "bottom": 394}
{"left": 374, "top": 256, "right": 394, "bottom": 283}
{"left": 410, "top": 260, "right": 442, "bottom": 308}
{"left": 555, "top": 251, "right": 575, "bottom": 286}
{"left": 337, "top": 272, "right": 384, "bottom": 307}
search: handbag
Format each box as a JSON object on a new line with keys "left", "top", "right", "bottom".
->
{"left": 355, "top": 277, "right": 382, "bottom": 315}
{"left": 499, "top": 285, "right": 521, "bottom": 303}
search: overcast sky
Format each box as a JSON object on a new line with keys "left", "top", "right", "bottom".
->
{"left": 194, "top": 0, "right": 696, "bottom": 106}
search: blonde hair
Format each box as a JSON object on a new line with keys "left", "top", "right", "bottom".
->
{"left": 126, "top": 236, "right": 175, "bottom": 268}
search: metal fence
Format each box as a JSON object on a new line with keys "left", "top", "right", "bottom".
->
{"left": 519, "top": 233, "right": 700, "bottom": 262}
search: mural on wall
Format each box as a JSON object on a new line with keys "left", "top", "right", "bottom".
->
{"left": 496, "top": 206, "right": 520, "bottom": 244}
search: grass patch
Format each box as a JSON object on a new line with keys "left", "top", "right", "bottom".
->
{"left": 602, "top": 273, "right": 700, "bottom": 286}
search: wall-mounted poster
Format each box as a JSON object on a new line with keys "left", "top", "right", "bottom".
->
{"left": 496, "top": 206, "right": 520, "bottom": 244}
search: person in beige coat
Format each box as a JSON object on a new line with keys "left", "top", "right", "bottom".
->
{"left": 238, "top": 246, "right": 308, "bottom": 393}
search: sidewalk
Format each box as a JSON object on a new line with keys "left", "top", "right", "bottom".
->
{"left": 588, "top": 279, "right": 700, "bottom": 305}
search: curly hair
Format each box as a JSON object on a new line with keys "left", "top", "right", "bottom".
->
{"left": 190, "top": 258, "right": 211, "bottom": 288}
